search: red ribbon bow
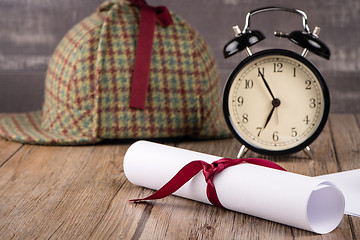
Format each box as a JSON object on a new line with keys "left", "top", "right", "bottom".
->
{"left": 129, "top": 0, "right": 173, "bottom": 109}
{"left": 130, "top": 158, "right": 286, "bottom": 208}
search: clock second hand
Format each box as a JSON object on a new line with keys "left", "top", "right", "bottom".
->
{"left": 275, "top": 107, "right": 279, "bottom": 125}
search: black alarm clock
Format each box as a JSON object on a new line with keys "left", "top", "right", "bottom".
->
{"left": 222, "top": 7, "right": 330, "bottom": 158}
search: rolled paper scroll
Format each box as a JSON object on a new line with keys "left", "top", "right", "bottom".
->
{"left": 124, "top": 141, "right": 345, "bottom": 234}
{"left": 316, "top": 169, "right": 360, "bottom": 217}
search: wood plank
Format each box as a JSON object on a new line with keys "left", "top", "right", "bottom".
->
{"left": 329, "top": 114, "right": 360, "bottom": 171}
{"left": 0, "top": 114, "right": 23, "bottom": 166}
{"left": 0, "top": 138, "right": 23, "bottom": 167}
{"left": 0, "top": 143, "right": 132, "bottom": 239}
{"left": 354, "top": 114, "right": 360, "bottom": 239}
{"left": 328, "top": 114, "right": 360, "bottom": 239}
{"left": 0, "top": 114, "right": 358, "bottom": 239}
{"left": 87, "top": 140, "right": 179, "bottom": 239}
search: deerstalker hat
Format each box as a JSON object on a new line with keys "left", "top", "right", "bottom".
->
{"left": 0, "top": 0, "right": 230, "bottom": 145}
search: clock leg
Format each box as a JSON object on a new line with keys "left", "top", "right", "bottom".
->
{"left": 237, "top": 145, "right": 249, "bottom": 158}
{"left": 303, "top": 146, "right": 313, "bottom": 159}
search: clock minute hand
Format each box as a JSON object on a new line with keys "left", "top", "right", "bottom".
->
{"left": 259, "top": 71, "right": 275, "bottom": 100}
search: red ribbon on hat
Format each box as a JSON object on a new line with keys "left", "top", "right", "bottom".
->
{"left": 130, "top": 158, "right": 286, "bottom": 208}
{"left": 129, "top": 0, "right": 173, "bottom": 109}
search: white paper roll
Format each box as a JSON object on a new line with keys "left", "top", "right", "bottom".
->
{"left": 316, "top": 169, "right": 360, "bottom": 217}
{"left": 124, "top": 140, "right": 345, "bottom": 234}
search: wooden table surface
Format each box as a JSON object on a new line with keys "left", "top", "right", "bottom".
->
{"left": 0, "top": 113, "right": 359, "bottom": 239}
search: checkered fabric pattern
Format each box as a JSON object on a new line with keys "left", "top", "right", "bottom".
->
{"left": 0, "top": 0, "right": 230, "bottom": 145}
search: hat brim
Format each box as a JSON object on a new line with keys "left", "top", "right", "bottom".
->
{"left": 0, "top": 111, "right": 101, "bottom": 145}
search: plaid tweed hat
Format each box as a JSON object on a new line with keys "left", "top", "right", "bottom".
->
{"left": 0, "top": 0, "right": 230, "bottom": 145}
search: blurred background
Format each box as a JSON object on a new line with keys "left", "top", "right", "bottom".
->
{"left": 0, "top": 0, "right": 359, "bottom": 113}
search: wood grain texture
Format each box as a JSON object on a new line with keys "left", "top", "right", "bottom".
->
{"left": 1, "top": 114, "right": 359, "bottom": 239}
{"left": 0, "top": 114, "right": 23, "bottom": 166}
{"left": 328, "top": 114, "right": 360, "bottom": 239}
{"left": 0, "top": 143, "right": 129, "bottom": 239}
{"left": 0, "top": 0, "right": 359, "bottom": 113}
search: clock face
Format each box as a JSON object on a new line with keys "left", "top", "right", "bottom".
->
{"left": 223, "top": 49, "right": 330, "bottom": 155}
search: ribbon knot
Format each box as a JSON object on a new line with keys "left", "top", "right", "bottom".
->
{"left": 203, "top": 159, "right": 231, "bottom": 183}
{"left": 131, "top": 0, "right": 172, "bottom": 26}
{"left": 130, "top": 158, "right": 286, "bottom": 208}
{"left": 129, "top": 0, "right": 173, "bottom": 109}
{"left": 203, "top": 162, "right": 221, "bottom": 182}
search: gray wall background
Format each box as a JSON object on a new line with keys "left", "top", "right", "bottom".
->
{"left": 0, "top": 0, "right": 359, "bottom": 113}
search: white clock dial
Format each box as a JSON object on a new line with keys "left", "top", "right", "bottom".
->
{"left": 224, "top": 50, "right": 329, "bottom": 154}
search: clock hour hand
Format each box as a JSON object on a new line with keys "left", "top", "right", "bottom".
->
{"left": 264, "top": 106, "right": 275, "bottom": 129}
{"left": 258, "top": 71, "right": 276, "bottom": 100}
{"left": 264, "top": 99, "right": 281, "bottom": 129}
